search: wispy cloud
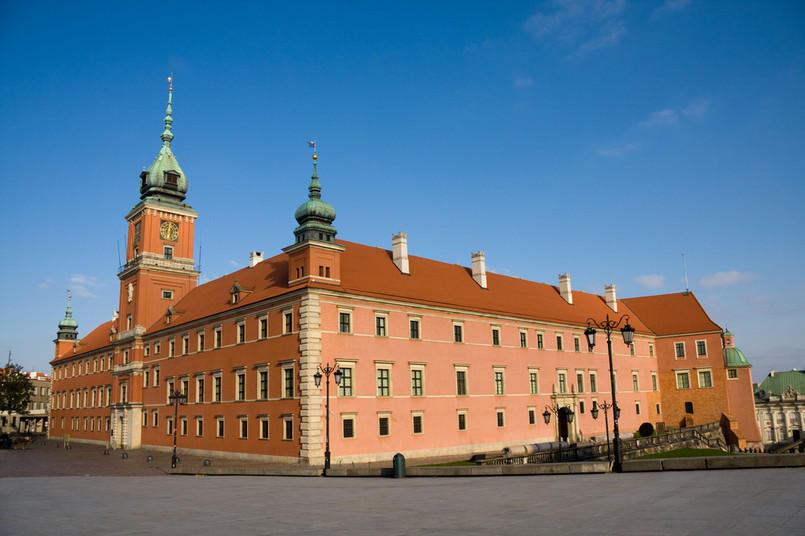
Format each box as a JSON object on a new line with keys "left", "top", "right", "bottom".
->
{"left": 229, "top": 260, "right": 241, "bottom": 268}
{"left": 635, "top": 274, "right": 666, "bottom": 289}
{"left": 639, "top": 109, "right": 678, "bottom": 127}
{"left": 700, "top": 270, "right": 757, "bottom": 289}
{"left": 69, "top": 274, "right": 104, "bottom": 298}
{"left": 524, "top": 0, "right": 626, "bottom": 56}
{"left": 37, "top": 278, "right": 54, "bottom": 289}
{"left": 513, "top": 77, "right": 533, "bottom": 88}
{"left": 682, "top": 99, "right": 709, "bottom": 118}
{"left": 596, "top": 142, "right": 637, "bottom": 157}
{"left": 653, "top": 0, "right": 691, "bottom": 18}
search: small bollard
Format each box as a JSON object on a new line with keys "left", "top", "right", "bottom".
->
{"left": 121, "top": 452, "right": 128, "bottom": 459}
{"left": 104, "top": 449, "right": 109, "bottom": 455}
{"left": 203, "top": 459, "right": 211, "bottom": 466}
{"left": 393, "top": 453, "right": 406, "bottom": 478}
{"left": 146, "top": 455, "right": 153, "bottom": 462}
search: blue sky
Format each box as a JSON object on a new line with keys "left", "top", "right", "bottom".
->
{"left": 1, "top": 1, "right": 803, "bottom": 378}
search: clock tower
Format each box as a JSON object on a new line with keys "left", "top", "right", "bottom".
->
{"left": 117, "top": 80, "right": 199, "bottom": 334}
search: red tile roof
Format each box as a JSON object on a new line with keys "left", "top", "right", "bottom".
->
{"left": 51, "top": 320, "right": 115, "bottom": 363}
{"left": 622, "top": 292, "right": 721, "bottom": 336}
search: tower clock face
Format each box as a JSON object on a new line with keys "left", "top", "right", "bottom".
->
{"left": 160, "top": 221, "right": 179, "bottom": 241}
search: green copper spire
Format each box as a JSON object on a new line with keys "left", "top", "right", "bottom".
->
{"left": 293, "top": 145, "right": 337, "bottom": 244}
{"left": 138, "top": 77, "right": 191, "bottom": 208}
{"left": 57, "top": 291, "right": 79, "bottom": 340}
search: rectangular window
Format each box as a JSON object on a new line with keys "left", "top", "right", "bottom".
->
{"left": 696, "top": 340, "right": 707, "bottom": 357}
{"left": 239, "top": 418, "right": 248, "bottom": 439}
{"left": 284, "top": 367, "right": 294, "bottom": 398}
{"left": 259, "top": 417, "right": 269, "bottom": 439}
{"left": 574, "top": 336, "right": 580, "bottom": 352}
{"left": 216, "top": 417, "right": 224, "bottom": 438}
{"left": 167, "top": 416, "right": 174, "bottom": 436}
{"left": 410, "top": 369, "right": 423, "bottom": 397}
{"left": 579, "top": 400, "right": 586, "bottom": 414}
{"left": 528, "top": 408, "right": 536, "bottom": 425}
{"left": 529, "top": 371, "right": 538, "bottom": 395}
{"left": 494, "top": 370, "right": 505, "bottom": 395}
{"left": 237, "top": 372, "right": 246, "bottom": 401}
{"left": 198, "top": 332, "right": 205, "bottom": 352}
{"left": 496, "top": 409, "right": 505, "bottom": 428}
{"left": 589, "top": 372, "right": 597, "bottom": 393}
{"left": 635, "top": 402, "right": 641, "bottom": 415}
{"left": 283, "top": 416, "right": 293, "bottom": 440}
{"left": 169, "top": 340, "right": 175, "bottom": 357}
{"left": 649, "top": 344, "right": 654, "bottom": 357}
{"left": 376, "top": 316, "right": 387, "bottom": 337}
{"left": 196, "top": 377, "right": 205, "bottom": 403}
{"left": 728, "top": 369, "right": 738, "bottom": 379}
{"left": 142, "top": 410, "right": 148, "bottom": 427}
{"left": 215, "top": 328, "right": 222, "bottom": 348}
{"left": 284, "top": 312, "right": 293, "bottom": 334}
{"left": 698, "top": 370, "right": 713, "bottom": 388}
{"left": 556, "top": 335, "right": 563, "bottom": 351}
{"left": 520, "top": 331, "right": 527, "bottom": 348}
{"left": 409, "top": 319, "right": 420, "bottom": 339}
{"left": 181, "top": 417, "right": 188, "bottom": 436}
{"left": 491, "top": 328, "right": 500, "bottom": 346}
{"left": 259, "top": 370, "right": 268, "bottom": 399}
{"left": 576, "top": 372, "right": 585, "bottom": 393}
{"left": 213, "top": 375, "right": 222, "bottom": 402}
{"left": 378, "top": 416, "right": 390, "bottom": 436}
{"left": 237, "top": 323, "right": 245, "bottom": 343}
{"left": 456, "top": 370, "right": 467, "bottom": 396}
{"left": 651, "top": 373, "right": 658, "bottom": 391}
{"left": 144, "top": 369, "right": 150, "bottom": 388}
{"left": 342, "top": 417, "right": 355, "bottom": 439}
{"left": 454, "top": 324, "right": 463, "bottom": 343}
{"left": 377, "top": 368, "right": 390, "bottom": 397}
{"left": 153, "top": 410, "right": 159, "bottom": 427}
{"left": 164, "top": 246, "right": 173, "bottom": 259}
{"left": 338, "top": 366, "right": 353, "bottom": 396}
{"left": 339, "top": 312, "right": 351, "bottom": 333}
{"left": 537, "top": 333, "right": 544, "bottom": 349}
{"left": 675, "top": 342, "right": 686, "bottom": 358}
{"left": 412, "top": 414, "right": 423, "bottom": 434}
{"left": 676, "top": 372, "right": 691, "bottom": 389}
{"left": 196, "top": 418, "right": 203, "bottom": 437}
{"left": 558, "top": 372, "right": 567, "bottom": 394}
{"left": 259, "top": 317, "right": 268, "bottom": 339}
{"left": 632, "top": 373, "right": 639, "bottom": 392}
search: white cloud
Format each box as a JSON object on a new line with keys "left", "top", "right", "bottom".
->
{"left": 682, "top": 98, "right": 709, "bottom": 118}
{"left": 635, "top": 274, "right": 666, "bottom": 289}
{"left": 700, "top": 270, "right": 757, "bottom": 289}
{"left": 639, "top": 109, "right": 678, "bottom": 127}
{"left": 596, "top": 142, "right": 637, "bottom": 157}
{"left": 229, "top": 260, "right": 242, "bottom": 268}
{"left": 524, "top": 0, "right": 627, "bottom": 55}
{"left": 653, "top": 0, "right": 691, "bottom": 18}
{"left": 69, "top": 274, "right": 104, "bottom": 298}
{"left": 37, "top": 278, "right": 54, "bottom": 289}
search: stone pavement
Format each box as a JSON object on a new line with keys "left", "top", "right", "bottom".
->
{"left": 1, "top": 443, "right": 804, "bottom": 535}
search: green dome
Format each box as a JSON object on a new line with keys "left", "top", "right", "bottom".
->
{"left": 723, "top": 347, "right": 750, "bottom": 367}
{"left": 292, "top": 158, "right": 337, "bottom": 243}
{"left": 57, "top": 295, "right": 79, "bottom": 340}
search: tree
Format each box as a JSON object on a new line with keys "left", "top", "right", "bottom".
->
{"left": 0, "top": 362, "right": 35, "bottom": 416}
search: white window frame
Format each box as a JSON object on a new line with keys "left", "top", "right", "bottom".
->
{"left": 695, "top": 340, "right": 708, "bottom": 358}
{"left": 697, "top": 368, "right": 713, "bottom": 388}
{"left": 528, "top": 368, "right": 540, "bottom": 395}
{"left": 338, "top": 307, "right": 353, "bottom": 334}
{"left": 409, "top": 363, "right": 425, "bottom": 397}
{"left": 411, "top": 411, "right": 424, "bottom": 435}
{"left": 493, "top": 367, "right": 506, "bottom": 395}
{"left": 676, "top": 370, "right": 691, "bottom": 389}
{"left": 341, "top": 413, "right": 356, "bottom": 439}
{"left": 376, "top": 362, "right": 393, "bottom": 397}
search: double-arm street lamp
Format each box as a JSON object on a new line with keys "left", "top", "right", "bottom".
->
{"left": 313, "top": 362, "right": 342, "bottom": 473}
{"left": 542, "top": 404, "right": 575, "bottom": 461}
{"left": 168, "top": 389, "right": 187, "bottom": 469}
{"left": 590, "top": 400, "right": 619, "bottom": 462}
{"left": 584, "top": 314, "right": 635, "bottom": 472}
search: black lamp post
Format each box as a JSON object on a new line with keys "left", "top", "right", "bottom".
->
{"left": 313, "top": 363, "right": 342, "bottom": 474}
{"left": 584, "top": 314, "right": 635, "bottom": 472}
{"left": 542, "top": 404, "right": 575, "bottom": 461}
{"left": 590, "top": 400, "right": 619, "bottom": 462}
{"left": 168, "top": 389, "right": 187, "bottom": 469}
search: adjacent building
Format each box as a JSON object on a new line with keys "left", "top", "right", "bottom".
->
{"left": 0, "top": 372, "right": 50, "bottom": 434}
{"left": 49, "top": 86, "right": 763, "bottom": 463}
{"left": 754, "top": 369, "right": 805, "bottom": 446}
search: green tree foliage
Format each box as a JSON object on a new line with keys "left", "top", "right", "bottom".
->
{"left": 0, "top": 362, "right": 35, "bottom": 415}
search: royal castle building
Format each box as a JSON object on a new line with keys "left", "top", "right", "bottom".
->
{"left": 49, "top": 86, "right": 763, "bottom": 463}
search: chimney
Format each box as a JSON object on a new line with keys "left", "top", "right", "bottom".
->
{"left": 605, "top": 284, "right": 618, "bottom": 312}
{"left": 770, "top": 370, "right": 775, "bottom": 377}
{"left": 471, "top": 251, "right": 487, "bottom": 289}
{"left": 392, "top": 232, "right": 409, "bottom": 274}
{"left": 249, "top": 251, "right": 264, "bottom": 268}
{"left": 559, "top": 273, "right": 573, "bottom": 304}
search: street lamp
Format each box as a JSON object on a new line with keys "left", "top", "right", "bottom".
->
{"left": 542, "top": 404, "right": 575, "bottom": 461}
{"left": 590, "top": 400, "right": 619, "bottom": 462}
{"left": 313, "top": 363, "right": 342, "bottom": 473}
{"left": 168, "top": 389, "right": 187, "bottom": 469}
{"left": 584, "top": 314, "right": 635, "bottom": 472}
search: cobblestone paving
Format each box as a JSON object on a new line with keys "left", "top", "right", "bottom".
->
{"left": 2, "top": 442, "right": 804, "bottom": 535}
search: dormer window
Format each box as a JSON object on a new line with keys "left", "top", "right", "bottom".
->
{"left": 229, "top": 280, "right": 251, "bottom": 305}
{"left": 165, "top": 171, "right": 179, "bottom": 186}
{"left": 232, "top": 294, "right": 239, "bottom": 304}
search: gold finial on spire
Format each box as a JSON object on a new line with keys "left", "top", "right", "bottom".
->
{"left": 167, "top": 73, "right": 173, "bottom": 92}
{"left": 309, "top": 140, "right": 317, "bottom": 160}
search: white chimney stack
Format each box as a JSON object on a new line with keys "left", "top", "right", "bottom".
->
{"left": 559, "top": 273, "right": 573, "bottom": 305}
{"left": 471, "top": 251, "right": 487, "bottom": 289}
{"left": 392, "top": 232, "right": 409, "bottom": 274}
{"left": 605, "top": 284, "right": 618, "bottom": 312}
{"left": 249, "top": 251, "right": 264, "bottom": 268}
